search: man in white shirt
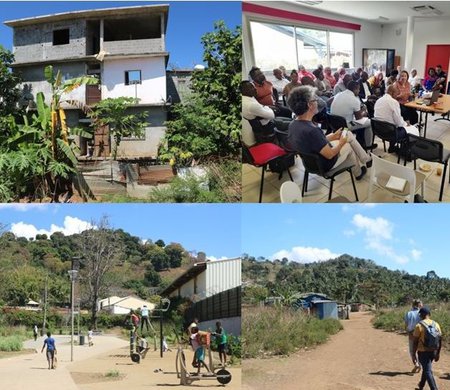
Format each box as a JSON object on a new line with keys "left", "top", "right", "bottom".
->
{"left": 408, "top": 69, "right": 421, "bottom": 92}
{"left": 271, "top": 68, "right": 289, "bottom": 97}
{"left": 374, "top": 85, "right": 419, "bottom": 152}
{"left": 242, "top": 80, "right": 276, "bottom": 145}
{"left": 330, "top": 80, "right": 374, "bottom": 150}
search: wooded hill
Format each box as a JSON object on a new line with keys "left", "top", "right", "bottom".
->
{"left": 243, "top": 254, "right": 450, "bottom": 307}
{"left": 0, "top": 227, "right": 199, "bottom": 308}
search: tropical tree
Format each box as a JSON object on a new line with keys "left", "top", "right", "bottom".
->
{"left": 88, "top": 97, "right": 148, "bottom": 159}
{"left": 159, "top": 21, "right": 241, "bottom": 166}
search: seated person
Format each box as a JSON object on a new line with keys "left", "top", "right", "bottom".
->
{"left": 352, "top": 67, "right": 363, "bottom": 82}
{"left": 358, "top": 71, "right": 378, "bottom": 117}
{"left": 408, "top": 68, "right": 421, "bottom": 93}
{"left": 394, "top": 70, "right": 418, "bottom": 125}
{"left": 298, "top": 65, "right": 315, "bottom": 81}
{"left": 368, "top": 73, "right": 385, "bottom": 97}
{"left": 283, "top": 70, "right": 302, "bottom": 99}
{"left": 313, "top": 68, "right": 333, "bottom": 98}
{"left": 423, "top": 67, "right": 438, "bottom": 91}
{"left": 386, "top": 70, "right": 399, "bottom": 88}
{"left": 279, "top": 65, "right": 291, "bottom": 81}
{"left": 374, "top": 85, "right": 420, "bottom": 153}
{"left": 287, "top": 85, "right": 371, "bottom": 181}
{"left": 242, "top": 81, "right": 275, "bottom": 144}
{"left": 330, "top": 80, "right": 375, "bottom": 150}
{"left": 272, "top": 68, "right": 290, "bottom": 99}
{"left": 435, "top": 64, "right": 447, "bottom": 93}
{"left": 333, "top": 74, "right": 352, "bottom": 95}
{"left": 249, "top": 66, "right": 292, "bottom": 118}
{"left": 324, "top": 66, "right": 336, "bottom": 88}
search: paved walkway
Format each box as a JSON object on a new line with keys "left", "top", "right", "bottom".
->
{"left": 0, "top": 334, "right": 128, "bottom": 390}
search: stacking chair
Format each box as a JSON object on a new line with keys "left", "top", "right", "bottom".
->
{"left": 368, "top": 153, "right": 425, "bottom": 203}
{"left": 370, "top": 118, "right": 406, "bottom": 161}
{"left": 242, "top": 143, "right": 293, "bottom": 203}
{"left": 326, "top": 113, "right": 347, "bottom": 135}
{"left": 280, "top": 181, "right": 302, "bottom": 203}
{"left": 299, "top": 152, "right": 358, "bottom": 201}
{"left": 403, "top": 134, "right": 450, "bottom": 201}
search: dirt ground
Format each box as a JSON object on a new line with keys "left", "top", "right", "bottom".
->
{"left": 69, "top": 344, "right": 241, "bottom": 390}
{"left": 0, "top": 334, "right": 240, "bottom": 390}
{"left": 243, "top": 312, "right": 450, "bottom": 390}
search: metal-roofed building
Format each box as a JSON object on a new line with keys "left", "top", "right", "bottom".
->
{"left": 161, "top": 258, "right": 242, "bottom": 336}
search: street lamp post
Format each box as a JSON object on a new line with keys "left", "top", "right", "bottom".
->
{"left": 68, "top": 257, "right": 81, "bottom": 362}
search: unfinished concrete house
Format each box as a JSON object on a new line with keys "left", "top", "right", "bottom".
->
{"left": 5, "top": 4, "right": 170, "bottom": 159}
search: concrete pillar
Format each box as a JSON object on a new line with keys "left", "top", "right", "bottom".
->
{"left": 161, "top": 13, "right": 165, "bottom": 51}
{"left": 404, "top": 16, "right": 415, "bottom": 71}
{"left": 99, "top": 19, "right": 104, "bottom": 51}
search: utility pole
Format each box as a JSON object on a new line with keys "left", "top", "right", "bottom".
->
{"left": 68, "top": 257, "right": 81, "bottom": 362}
{"left": 42, "top": 275, "right": 48, "bottom": 335}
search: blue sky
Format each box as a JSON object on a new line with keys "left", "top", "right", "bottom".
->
{"left": 242, "top": 204, "right": 450, "bottom": 278}
{"left": 0, "top": 1, "right": 241, "bottom": 68}
{"left": 0, "top": 204, "right": 241, "bottom": 260}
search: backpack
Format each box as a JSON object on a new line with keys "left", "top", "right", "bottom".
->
{"left": 420, "top": 320, "right": 441, "bottom": 350}
{"left": 268, "top": 153, "right": 295, "bottom": 174}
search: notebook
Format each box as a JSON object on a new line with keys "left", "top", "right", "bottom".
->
{"left": 385, "top": 175, "right": 407, "bottom": 192}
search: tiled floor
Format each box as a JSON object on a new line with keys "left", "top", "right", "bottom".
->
{"left": 242, "top": 117, "right": 450, "bottom": 203}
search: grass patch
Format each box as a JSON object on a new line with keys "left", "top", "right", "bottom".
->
{"left": 242, "top": 306, "right": 343, "bottom": 358}
{"left": 105, "top": 370, "right": 120, "bottom": 378}
{"left": 373, "top": 304, "right": 450, "bottom": 350}
{"left": 0, "top": 336, "right": 23, "bottom": 352}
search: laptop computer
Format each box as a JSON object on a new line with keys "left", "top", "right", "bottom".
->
{"left": 426, "top": 89, "right": 440, "bottom": 106}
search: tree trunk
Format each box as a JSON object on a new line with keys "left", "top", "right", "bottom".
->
{"left": 91, "top": 290, "right": 98, "bottom": 330}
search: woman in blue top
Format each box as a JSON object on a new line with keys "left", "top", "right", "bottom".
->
{"left": 41, "top": 331, "right": 56, "bottom": 369}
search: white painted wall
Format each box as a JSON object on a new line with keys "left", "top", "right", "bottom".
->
{"left": 243, "top": 1, "right": 383, "bottom": 75}
{"left": 102, "top": 56, "right": 166, "bottom": 104}
{"left": 381, "top": 17, "right": 450, "bottom": 77}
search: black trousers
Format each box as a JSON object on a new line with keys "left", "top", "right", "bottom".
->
{"left": 400, "top": 104, "right": 419, "bottom": 125}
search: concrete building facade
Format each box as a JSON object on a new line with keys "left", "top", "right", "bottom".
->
{"left": 5, "top": 4, "right": 171, "bottom": 158}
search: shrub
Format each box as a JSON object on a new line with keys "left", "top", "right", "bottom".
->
{"left": 0, "top": 335, "right": 23, "bottom": 351}
{"left": 105, "top": 370, "right": 120, "bottom": 378}
{"left": 242, "top": 306, "right": 343, "bottom": 358}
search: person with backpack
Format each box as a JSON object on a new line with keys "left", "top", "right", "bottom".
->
{"left": 405, "top": 299, "right": 423, "bottom": 373}
{"left": 412, "top": 306, "right": 442, "bottom": 390}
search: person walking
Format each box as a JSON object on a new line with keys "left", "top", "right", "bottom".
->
{"left": 140, "top": 304, "right": 151, "bottom": 333}
{"left": 412, "top": 307, "right": 442, "bottom": 390}
{"left": 405, "top": 299, "right": 423, "bottom": 372}
{"left": 41, "top": 331, "right": 56, "bottom": 369}
{"left": 33, "top": 324, "right": 38, "bottom": 342}
{"left": 88, "top": 328, "right": 94, "bottom": 347}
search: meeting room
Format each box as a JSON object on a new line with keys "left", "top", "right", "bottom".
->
{"left": 242, "top": 1, "right": 450, "bottom": 203}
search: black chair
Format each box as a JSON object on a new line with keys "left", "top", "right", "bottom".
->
{"left": 403, "top": 134, "right": 450, "bottom": 201}
{"left": 299, "top": 152, "right": 358, "bottom": 201}
{"left": 326, "top": 113, "right": 347, "bottom": 134}
{"left": 370, "top": 118, "right": 406, "bottom": 162}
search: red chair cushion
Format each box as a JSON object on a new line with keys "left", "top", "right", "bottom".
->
{"left": 249, "top": 143, "right": 287, "bottom": 166}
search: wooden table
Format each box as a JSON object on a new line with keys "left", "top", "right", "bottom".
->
{"left": 404, "top": 94, "right": 450, "bottom": 137}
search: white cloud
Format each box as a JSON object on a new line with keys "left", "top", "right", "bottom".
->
{"left": 10, "top": 216, "right": 94, "bottom": 239}
{"left": 343, "top": 229, "right": 356, "bottom": 237}
{"left": 352, "top": 214, "right": 393, "bottom": 240}
{"left": 207, "top": 256, "right": 229, "bottom": 262}
{"left": 271, "top": 246, "right": 340, "bottom": 263}
{"left": 351, "top": 213, "right": 421, "bottom": 265}
{"left": 342, "top": 204, "right": 377, "bottom": 213}
{"left": 0, "top": 204, "right": 50, "bottom": 212}
{"left": 411, "top": 249, "right": 422, "bottom": 261}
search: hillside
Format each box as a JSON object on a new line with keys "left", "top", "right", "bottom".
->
{"left": 0, "top": 229, "right": 197, "bottom": 308}
{"left": 242, "top": 254, "right": 450, "bottom": 307}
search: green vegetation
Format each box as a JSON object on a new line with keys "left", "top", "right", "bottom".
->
{"left": 0, "top": 325, "right": 31, "bottom": 352}
{"left": 105, "top": 370, "right": 121, "bottom": 378}
{"left": 242, "top": 306, "right": 342, "bottom": 358}
{"left": 0, "top": 336, "right": 23, "bottom": 352}
{"left": 88, "top": 97, "right": 148, "bottom": 160}
{"left": 243, "top": 254, "right": 450, "bottom": 307}
{"left": 148, "top": 160, "right": 240, "bottom": 203}
{"left": 158, "top": 22, "right": 241, "bottom": 203}
{"left": 373, "top": 305, "right": 450, "bottom": 350}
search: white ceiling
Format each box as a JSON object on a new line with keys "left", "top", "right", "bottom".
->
{"left": 291, "top": 1, "right": 450, "bottom": 24}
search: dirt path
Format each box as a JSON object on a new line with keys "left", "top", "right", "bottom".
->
{"left": 243, "top": 312, "right": 450, "bottom": 390}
